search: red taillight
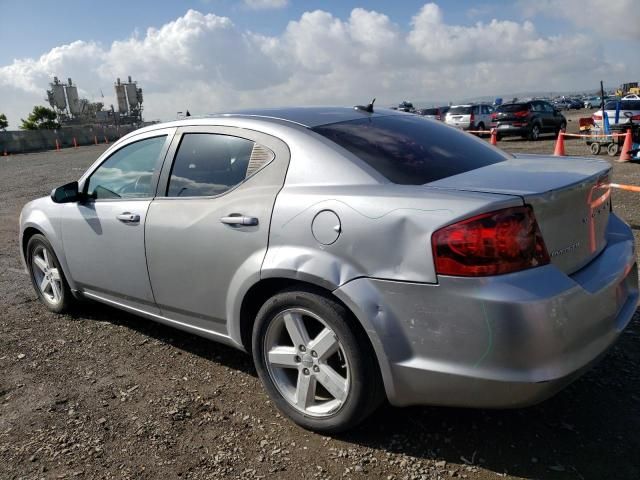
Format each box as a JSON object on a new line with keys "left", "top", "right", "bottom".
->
{"left": 513, "top": 109, "right": 529, "bottom": 118}
{"left": 470, "top": 112, "right": 475, "bottom": 124}
{"left": 432, "top": 206, "right": 550, "bottom": 277}
{"left": 491, "top": 112, "right": 497, "bottom": 121}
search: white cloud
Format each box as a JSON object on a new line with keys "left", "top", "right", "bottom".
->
{"left": 0, "top": 3, "right": 637, "bottom": 128}
{"left": 520, "top": 0, "right": 640, "bottom": 40}
{"left": 244, "top": 0, "right": 288, "bottom": 10}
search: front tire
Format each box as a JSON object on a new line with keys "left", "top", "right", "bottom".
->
{"left": 26, "top": 234, "right": 74, "bottom": 313}
{"left": 252, "top": 288, "right": 383, "bottom": 433}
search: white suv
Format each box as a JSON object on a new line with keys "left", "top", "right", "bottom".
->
{"left": 445, "top": 104, "right": 494, "bottom": 132}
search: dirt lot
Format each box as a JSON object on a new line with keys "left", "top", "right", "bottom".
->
{"left": 2, "top": 112, "right": 640, "bottom": 480}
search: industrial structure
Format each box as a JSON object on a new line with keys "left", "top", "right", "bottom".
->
{"left": 46, "top": 75, "right": 144, "bottom": 127}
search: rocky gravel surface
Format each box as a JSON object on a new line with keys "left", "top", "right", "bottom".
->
{"left": 2, "top": 119, "right": 640, "bottom": 480}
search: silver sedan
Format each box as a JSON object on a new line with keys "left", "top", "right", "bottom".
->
{"left": 19, "top": 106, "right": 638, "bottom": 432}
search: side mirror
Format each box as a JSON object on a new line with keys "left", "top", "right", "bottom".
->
{"left": 51, "top": 181, "right": 82, "bottom": 203}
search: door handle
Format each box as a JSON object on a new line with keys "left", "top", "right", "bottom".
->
{"left": 220, "top": 215, "right": 259, "bottom": 226}
{"left": 116, "top": 212, "right": 140, "bottom": 223}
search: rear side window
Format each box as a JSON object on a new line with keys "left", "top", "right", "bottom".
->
{"left": 167, "top": 133, "right": 269, "bottom": 197}
{"left": 449, "top": 106, "right": 472, "bottom": 115}
{"left": 313, "top": 115, "right": 509, "bottom": 185}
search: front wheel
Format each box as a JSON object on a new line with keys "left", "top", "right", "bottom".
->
{"left": 26, "top": 234, "right": 74, "bottom": 313}
{"left": 252, "top": 288, "right": 383, "bottom": 433}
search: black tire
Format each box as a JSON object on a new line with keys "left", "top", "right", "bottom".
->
{"left": 590, "top": 142, "right": 602, "bottom": 155}
{"left": 556, "top": 122, "right": 567, "bottom": 137}
{"left": 607, "top": 142, "right": 619, "bottom": 157}
{"left": 477, "top": 122, "right": 485, "bottom": 136}
{"left": 26, "top": 234, "right": 74, "bottom": 313}
{"left": 252, "top": 287, "right": 383, "bottom": 433}
{"left": 528, "top": 123, "right": 541, "bottom": 141}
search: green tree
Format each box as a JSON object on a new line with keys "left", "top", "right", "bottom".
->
{"left": 0, "top": 113, "right": 7, "bottom": 131}
{"left": 20, "top": 106, "right": 60, "bottom": 130}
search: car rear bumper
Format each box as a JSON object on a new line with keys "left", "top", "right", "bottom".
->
{"left": 491, "top": 123, "right": 529, "bottom": 136}
{"left": 335, "top": 214, "right": 638, "bottom": 408}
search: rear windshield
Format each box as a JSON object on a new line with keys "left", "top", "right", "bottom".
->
{"left": 497, "top": 103, "right": 528, "bottom": 112}
{"left": 605, "top": 100, "right": 640, "bottom": 110}
{"left": 448, "top": 106, "right": 472, "bottom": 115}
{"left": 312, "top": 115, "right": 509, "bottom": 185}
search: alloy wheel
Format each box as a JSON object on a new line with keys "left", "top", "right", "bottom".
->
{"left": 263, "top": 308, "right": 350, "bottom": 417}
{"left": 31, "top": 246, "right": 63, "bottom": 305}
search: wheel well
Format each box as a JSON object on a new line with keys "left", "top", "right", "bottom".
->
{"left": 239, "top": 278, "right": 375, "bottom": 359}
{"left": 22, "top": 227, "right": 43, "bottom": 258}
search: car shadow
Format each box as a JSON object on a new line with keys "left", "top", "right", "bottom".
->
{"left": 74, "top": 300, "right": 256, "bottom": 376}
{"left": 75, "top": 301, "right": 640, "bottom": 480}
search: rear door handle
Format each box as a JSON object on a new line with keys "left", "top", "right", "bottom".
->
{"left": 116, "top": 212, "right": 140, "bottom": 223}
{"left": 220, "top": 215, "right": 259, "bottom": 226}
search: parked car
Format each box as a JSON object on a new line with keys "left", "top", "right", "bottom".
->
{"left": 491, "top": 100, "right": 567, "bottom": 140}
{"left": 584, "top": 96, "right": 606, "bottom": 109}
{"left": 20, "top": 107, "right": 638, "bottom": 433}
{"left": 416, "top": 106, "right": 449, "bottom": 121}
{"left": 622, "top": 94, "right": 640, "bottom": 100}
{"left": 592, "top": 99, "right": 640, "bottom": 128}
{"left": 396, "top": 101, "right": 415, "bottom": 113}
{"left": 444, "top": 103, "right": 493, "bottom": 132}
{"left": 554, "top": 98, "right": 582, "bottom": 110}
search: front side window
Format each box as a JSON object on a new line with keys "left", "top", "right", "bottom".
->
{"left": 86, "top": 135, "right": 166, "bottom": 200}
{"left": 167, "top": 133, "right": 259, "bottom": 197}
{"left": 313, "top": 115, "right": 509, "bottom": 185}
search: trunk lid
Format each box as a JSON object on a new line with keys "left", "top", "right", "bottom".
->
{"left": 428, "top": 155, "right": 612, "bottom": 274}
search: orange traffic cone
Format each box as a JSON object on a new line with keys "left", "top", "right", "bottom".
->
{"left": 73, "top": 137, "right": 78, "bottom": 148}
{"left": 55, "top": 139, "right": 61, "bottom": 152}
{"left": 490, "top": 128, "right": 497, "bottom": 146}
{"left": 553, "top": 130, "right": 566, "bottom": 156}
{"left": 617, "top": 128, "right": 633, "bottom": 163}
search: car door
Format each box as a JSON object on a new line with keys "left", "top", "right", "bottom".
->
{"left": 543, "top": 102, "right": 563, "bottom": 130}
{"left": 144, "top": 126, "right": 290, "bottom": 336}
{"left": 60, "top": 129, "right": 175, "bottom": 311}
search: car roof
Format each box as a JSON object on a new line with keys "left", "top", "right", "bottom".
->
{"left": 209, "top": 106, "right": 403, "bottom": 128}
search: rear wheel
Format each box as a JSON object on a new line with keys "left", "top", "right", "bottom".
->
{"left": 590, "top": 142, "right": 602, "bottom": 155}
{"left": 528, "top": 123, "right": 541, "bottom": 141}
{"left": 607, "top": 142, "right": 619, "bottom": 157}
{"left": 476, "top": 122, "right": 485, "bottom": 136}
{"left": 26, "top": 234, "right": 73, "bottom": 313}
{"left": 252, "top": 288, "right": 383, "bottom": 433}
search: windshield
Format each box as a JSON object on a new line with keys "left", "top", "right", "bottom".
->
{"left": 312, "top": 115, "right": 509, "bottom": 185}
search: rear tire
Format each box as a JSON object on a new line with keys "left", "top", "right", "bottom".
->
{"left": 476, "top": 122, "right": 485, "bottom": 137}
{"left": 26, "top": 234, "right": 74, "bottom": 313}
{"left": 590, "top": 142, "right": 602, "bottom": 155}
{"left": 528, "top": 123, "right": 541, "bottom": 141}
{"left": 252, "top": 287, "right": 383, "bottom": 433}
{"left": 607, "top": 142, "right": 619, "bottom": 157}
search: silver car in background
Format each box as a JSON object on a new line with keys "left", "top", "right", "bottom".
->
{"left": 20, "top": 107, "right": 638, "bottom": 432}
{"left": 445, "top": 103, "right": 494, "bottom": 132}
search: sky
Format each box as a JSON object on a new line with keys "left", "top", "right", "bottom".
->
{"left": 1, "top": 0, "right": 639, "bottom": 128}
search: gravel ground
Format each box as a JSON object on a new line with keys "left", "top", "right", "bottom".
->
{"left": 2, "top": 113, "right": 640, "bottom": 480}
